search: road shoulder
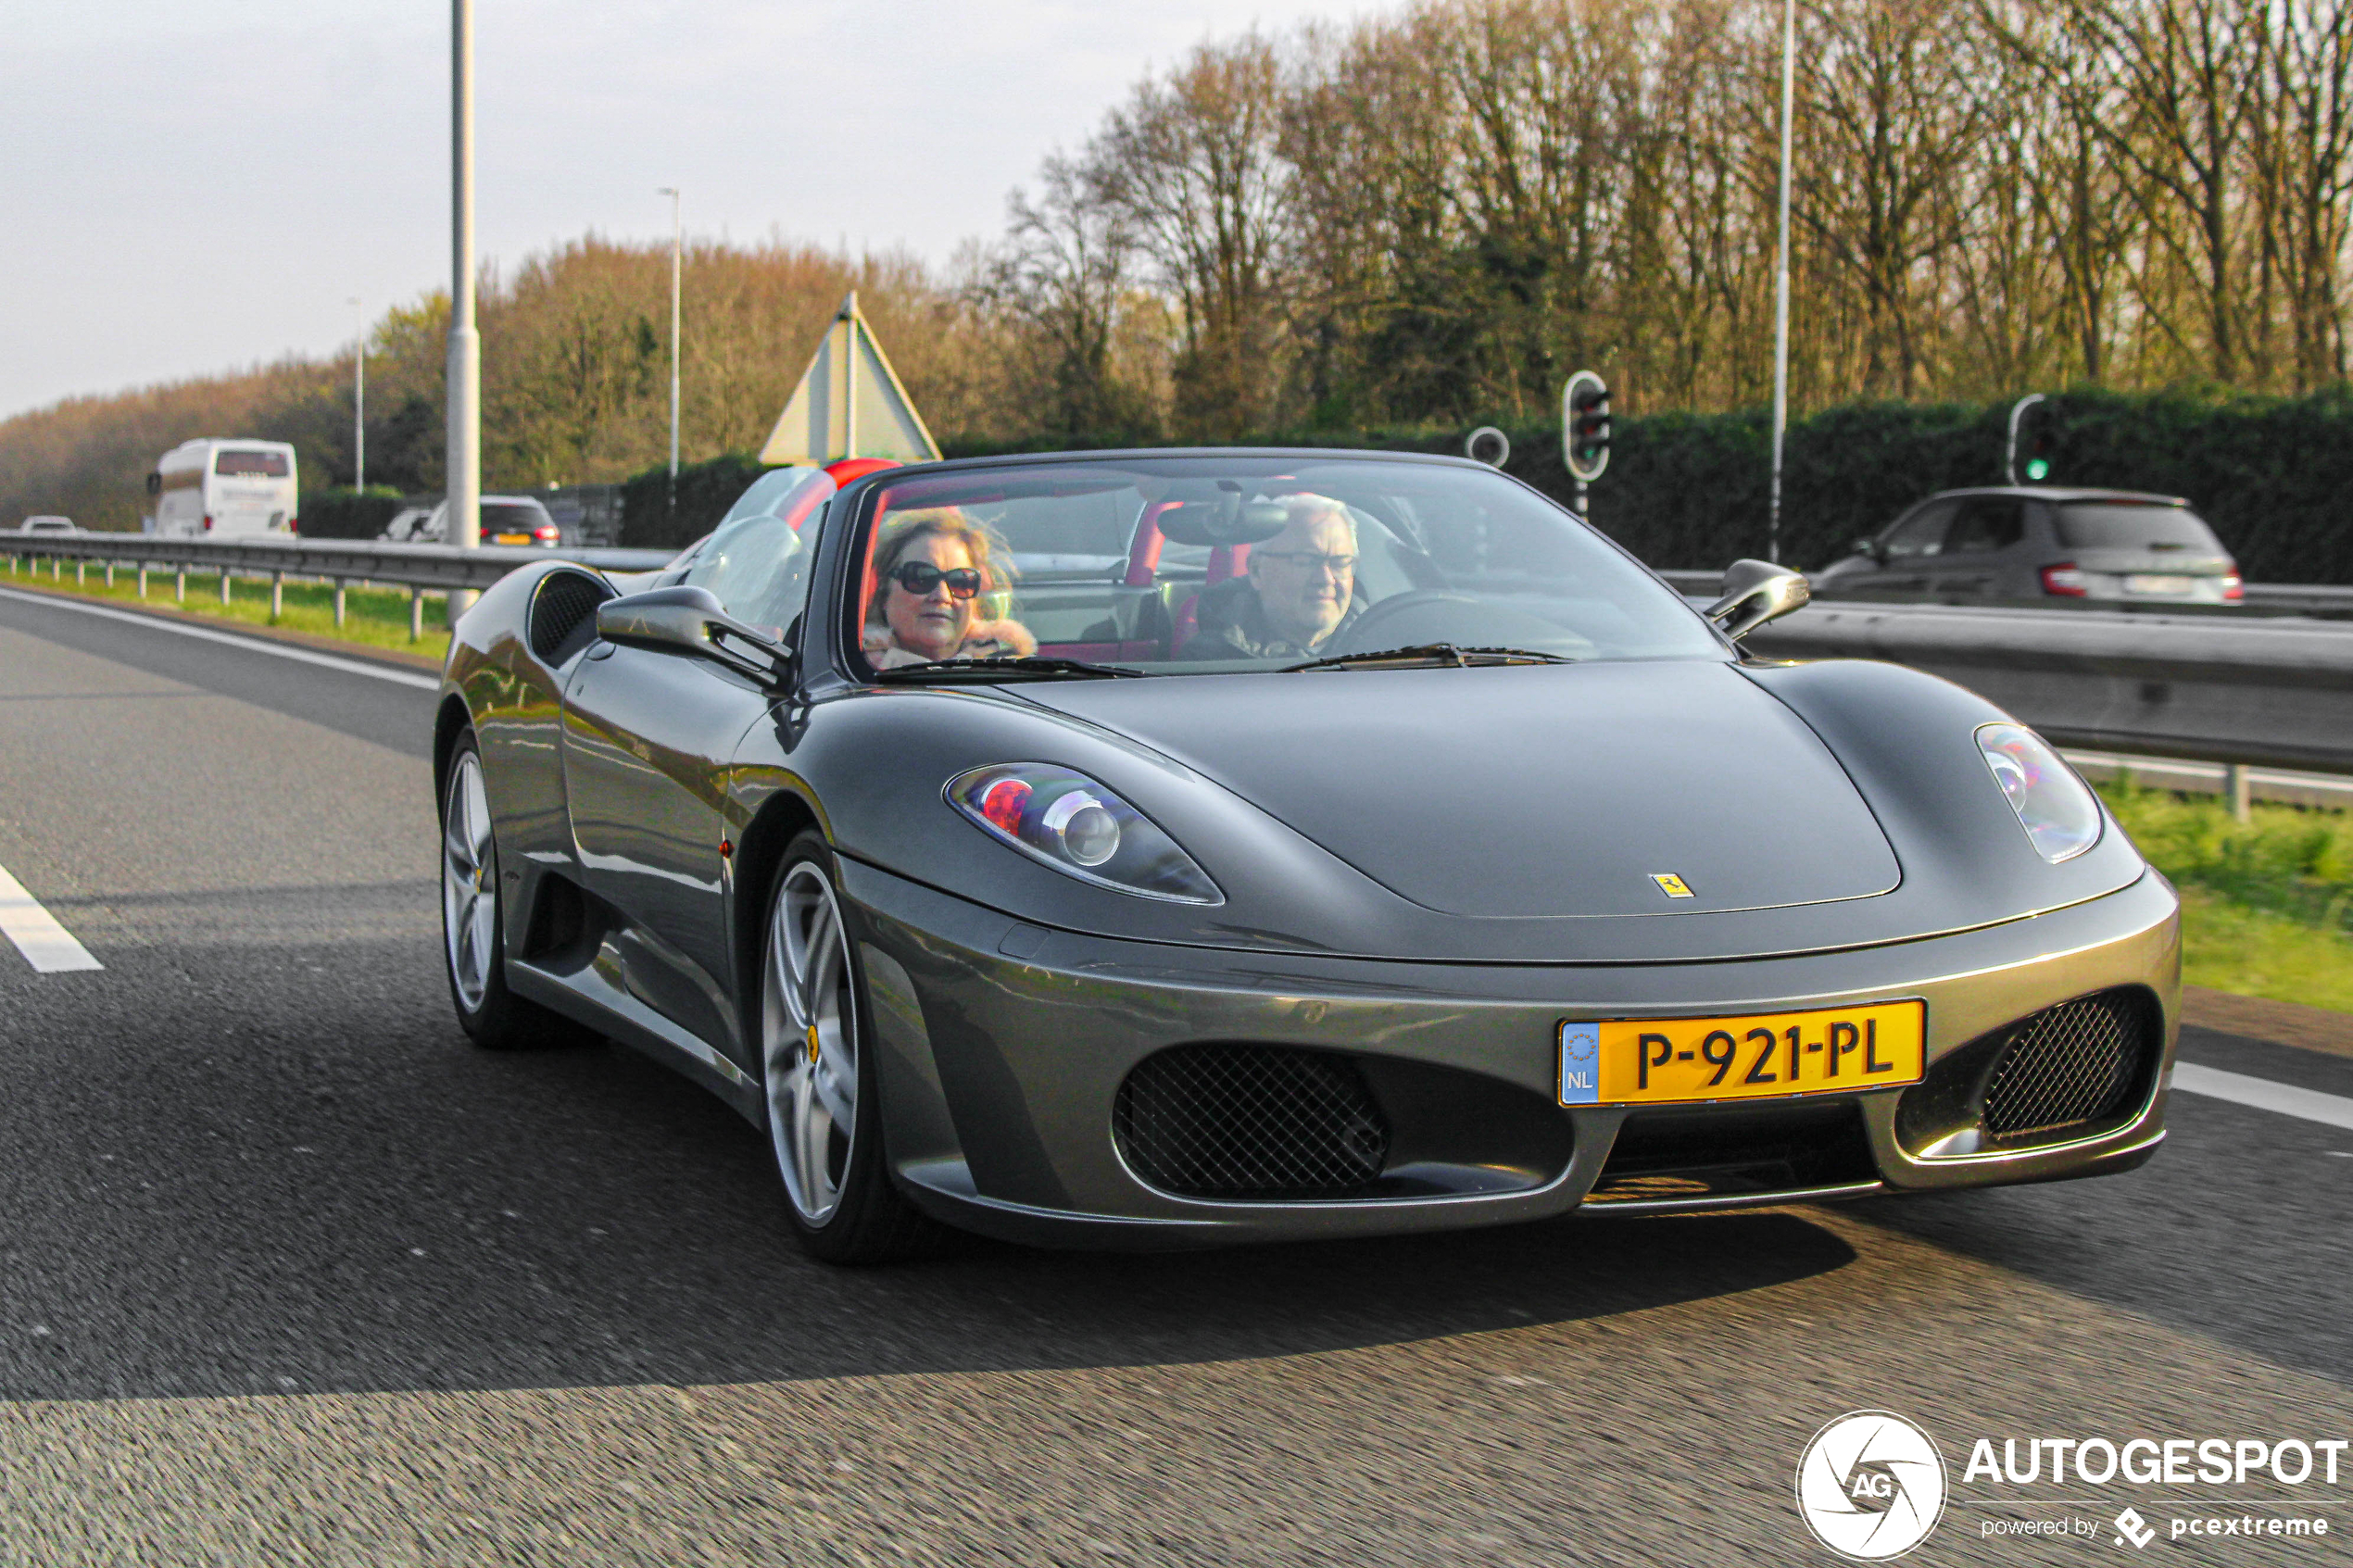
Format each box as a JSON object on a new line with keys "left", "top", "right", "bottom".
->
{"left": 2182, "top": 985, "right": 2353, "bottom": 1060}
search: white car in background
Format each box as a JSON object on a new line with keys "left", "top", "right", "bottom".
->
{"left": 17, "top": 516, "right": 77, "bottom": 534}
{"left": 383, "top": 495, "right": 565, "bottom": 546}
{"left": 381, "top": 505, "right": 437, "bottom": 542}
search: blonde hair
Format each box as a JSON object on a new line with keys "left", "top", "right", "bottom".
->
{"left": 866, "top": 508, "right": 1016, "bottom": 629}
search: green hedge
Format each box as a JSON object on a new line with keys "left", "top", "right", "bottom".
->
{"left": 616, "top": 456, "right": 769, "bottom": 549}
{"left": 301, "top": 486, "right": 409, "bottom": 540}
{"left": 1503, "top": 388, "right": 2353, "bottom": 581}
{"left": 622, "top": 389, "right": 2353, "bottom": 581}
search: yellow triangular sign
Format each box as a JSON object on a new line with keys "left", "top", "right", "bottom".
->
{"left": 758, "top": 292, "right": 940, "bottom": 465}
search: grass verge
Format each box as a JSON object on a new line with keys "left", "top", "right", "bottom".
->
{"left": 0, "top": 558, "right": 450, "bottom": 660}
{"left": 2171, "top": 888, "right": 2353, "bottom": 1013}
{"left": 2097, "top": 777, "right": 2353, "bottom": 1013}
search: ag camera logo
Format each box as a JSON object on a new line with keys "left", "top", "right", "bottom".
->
{"left": 1796, "top": 1411, "right": 1948, "bottom": 1560}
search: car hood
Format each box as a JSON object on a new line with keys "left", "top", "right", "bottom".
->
{"left": 1013, "top": 660, "right": 1899, "bottom": 920}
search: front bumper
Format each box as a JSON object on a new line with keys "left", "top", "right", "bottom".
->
{"left": 842, "top": 859, "right": 2181, "bottom": 1248}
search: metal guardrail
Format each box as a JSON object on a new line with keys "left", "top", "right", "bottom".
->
{"left": 1746, "top": 599, "right": 2353, "bottom": 776}
{"left": 1660, "top": 569, "right": 2353, "bottom": 617}
{"left": 3, "top": 532, "right": 675, "bottom": 638}
{"left": 8, "top": 536, "right": 2347, "bottom": 772}
{"left": 1662, "top": 565, "right": 2353, "bottom": 774}
{"left": 2239, "top": 581, "right": 2353, "bottom": 615}
{"left": 2062, "top": 750, "right": 2353, "bottom": 811}
{"left": 3, "top": 532, "right": 672, "bottom": 587}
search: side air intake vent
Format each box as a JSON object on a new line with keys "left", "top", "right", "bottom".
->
{"left": 1981, "top": 991, "right": 2154, "bottom": 1144}
{"left": 529, "top": 571, "right": 611, "bottom": 666}
{"left": 1114, "top": 1045, "right": 1390, "bottom": 1199}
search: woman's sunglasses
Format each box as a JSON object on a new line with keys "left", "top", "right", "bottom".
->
{"left": 889, "top": 561, "right": 984, "bottom": 599}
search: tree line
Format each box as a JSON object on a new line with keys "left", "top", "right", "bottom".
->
{"left": 0, "top": 239, "right": 988, "bottom": 532}
{"left": 986, "top": 0, "right": 2353, "bottom": 437}
{"left": 6, "top": 0, "right": 2347, "bottom": 532}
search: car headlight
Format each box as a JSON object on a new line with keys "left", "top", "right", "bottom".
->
{"left": 1976, "top": 723, "right": 2102, "bottom": 862}
{"left": 946, "top": 764, "right": 1223, "bottom": 904}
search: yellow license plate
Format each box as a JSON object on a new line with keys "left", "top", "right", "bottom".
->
{"left": 491, "top": 532, "right": 533, "bottom": 546}
{"left": 1556, "top": 1001, "right": 1925, "bottom": 1107}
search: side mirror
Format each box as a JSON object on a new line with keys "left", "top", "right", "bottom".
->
{"left": 145, "top": 472, "right": 163, "bottom": 496}
{"left": 1705, "top": 558, "right": 1811, "bottom": 640}
{"left": 1850, "top": 535, "right": 1879, "bottom": 561}
{"left": 596, "top": 585, "right": 792, "bottom": 684}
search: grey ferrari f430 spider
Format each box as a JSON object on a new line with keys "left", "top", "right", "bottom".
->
{"left": 434, "top": 450, "right": 2179, "bottom": 1261}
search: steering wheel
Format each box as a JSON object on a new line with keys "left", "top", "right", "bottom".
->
{"left": 1323, "top": 591, "right": 1595, "bottom": 659}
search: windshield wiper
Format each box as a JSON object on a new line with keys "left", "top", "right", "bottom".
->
{"left": 1282, "top": 642, "right": 1578, "bottom": 672}
{"left": 872, "top": 655, "right": 1146, "bottom": 683}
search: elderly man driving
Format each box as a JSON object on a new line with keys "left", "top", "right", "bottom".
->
{"left": 1177, "top": 495, "right": 1365, "bottom": 660}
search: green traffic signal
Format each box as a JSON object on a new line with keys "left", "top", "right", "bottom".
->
{"left": 2025, "top": 458, "right": 2049, "bottom": 482}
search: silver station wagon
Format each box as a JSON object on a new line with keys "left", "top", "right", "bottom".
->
{"left": 1815, "top": 486, "right": 2244, "bottom": 607}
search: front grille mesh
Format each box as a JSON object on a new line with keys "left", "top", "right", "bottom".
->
{"left": 1982, "top": 992, "right": 2148, "bottom": 1142}
{"left": 1114, "top": 1045, "right": 1390, "bottom": 1198}
{"left": 529, "top": 571, "right": 610, "bottom": 664}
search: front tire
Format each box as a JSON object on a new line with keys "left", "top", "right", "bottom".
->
{"left": 440, "top": 730, "right": 592, "bottom": 1050}
{"left": 761, "top": 833, "right": 938, "bottom": 1262}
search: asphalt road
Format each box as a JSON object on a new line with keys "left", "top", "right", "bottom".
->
{"left": 0, "top": 586, "right": 2347, "bottom": 1567}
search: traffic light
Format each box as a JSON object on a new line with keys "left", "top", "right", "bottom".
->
{"left": 1572, "top": 390, "right": 1611, "bottom": 464}
{"left": 1563, "top": 370, "right": 1612, "bottom": 483}
{"left": 2023, "top": 422, "right": 2056, "bottom": 483}
{"left": 2007, "top": 394, "right": 2057, "bottom": 484}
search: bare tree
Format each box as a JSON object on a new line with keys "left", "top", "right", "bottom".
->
{"left": 975, "top": 157, "right": 1153, "bottom": 436}
{"left": 1087, "top": 34, "right": 1296, "bottom": 437}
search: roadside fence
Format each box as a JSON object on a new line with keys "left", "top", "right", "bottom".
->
{"left": 9, "top": 535, "right": 2349, "bottom": 793}
{"left": 3, "top": 533, "right": 673, "bottom": 641}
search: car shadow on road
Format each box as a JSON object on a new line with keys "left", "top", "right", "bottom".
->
{"left": 0, "top": 938, "right": 1858, "bottom": 1403}
{"left": 1839, "top": 1032, "right": 2352, "bottom": 1388}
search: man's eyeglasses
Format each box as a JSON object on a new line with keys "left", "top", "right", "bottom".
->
{"left": 1255, "top": 550, "right": 1356, "bottom": 574}
{"left": 889, "top": 561, "right": 984, "bottom": 598}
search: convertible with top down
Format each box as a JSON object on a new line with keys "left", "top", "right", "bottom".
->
{"left": 433, "top": 448, "right": 2180, "bottom": 1261}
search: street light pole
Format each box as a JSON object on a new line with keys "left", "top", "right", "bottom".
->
{"left": 1768, "top": 0, "right": 1795, "bottom": 566}
{"left": 348, "top": 297, "right": 366, "bottom": 492}
{"left": 447, "top": 0, "right": 482, "bottom": 619}
{"left": 659, "top": 187, "right": 681, "bottom": 484}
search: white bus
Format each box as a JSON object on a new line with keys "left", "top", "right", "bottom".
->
{"left": 147, "top": 439, "right": 299, "bottom": 538}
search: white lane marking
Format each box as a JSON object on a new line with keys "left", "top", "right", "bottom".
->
{"left": 0, "top": 862, "right": 102, "bottom": 973}
{"left": 2173, "top": 1062, "right": 2353, "bottom": 1132}
{"left": 0, "top": 586, "right": 439, "bottom": 690}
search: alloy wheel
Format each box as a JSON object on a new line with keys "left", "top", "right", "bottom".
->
{"left": 441, "top": 751, "right": 498, "bottom": 1011}
{"left": 764, "top": 860, "right": 859, "bottom": 1224}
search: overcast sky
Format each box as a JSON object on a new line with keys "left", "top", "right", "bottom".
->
{"left": 0, "top": 1, "right": 1368, "bottom": 420}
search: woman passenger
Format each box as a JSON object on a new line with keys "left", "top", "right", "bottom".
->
{"left": 862, "top": 510, "right": 1037, "bottom": 669}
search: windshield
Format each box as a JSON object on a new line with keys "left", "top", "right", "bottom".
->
{"left": 214, "top": 450, "right": 290, "bottom": 477}
{"left": 674, "top": 468, "right": 837, "bottom": 636}
{"left": 849, "top": 456, "right": 1721, "bottom": 675}
{"left": 716, "top": 466, "right": 825, "bottom": 529}
{"left": 2056, "top": 503, "right": 2224, "bottom": 552}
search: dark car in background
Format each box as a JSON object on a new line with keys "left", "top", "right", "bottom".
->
{"left": 1813, "top": 486, "right": 2243, "bottom": 607}
{"left": 384, "top": 495, "right": 569, "bottom": 546}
